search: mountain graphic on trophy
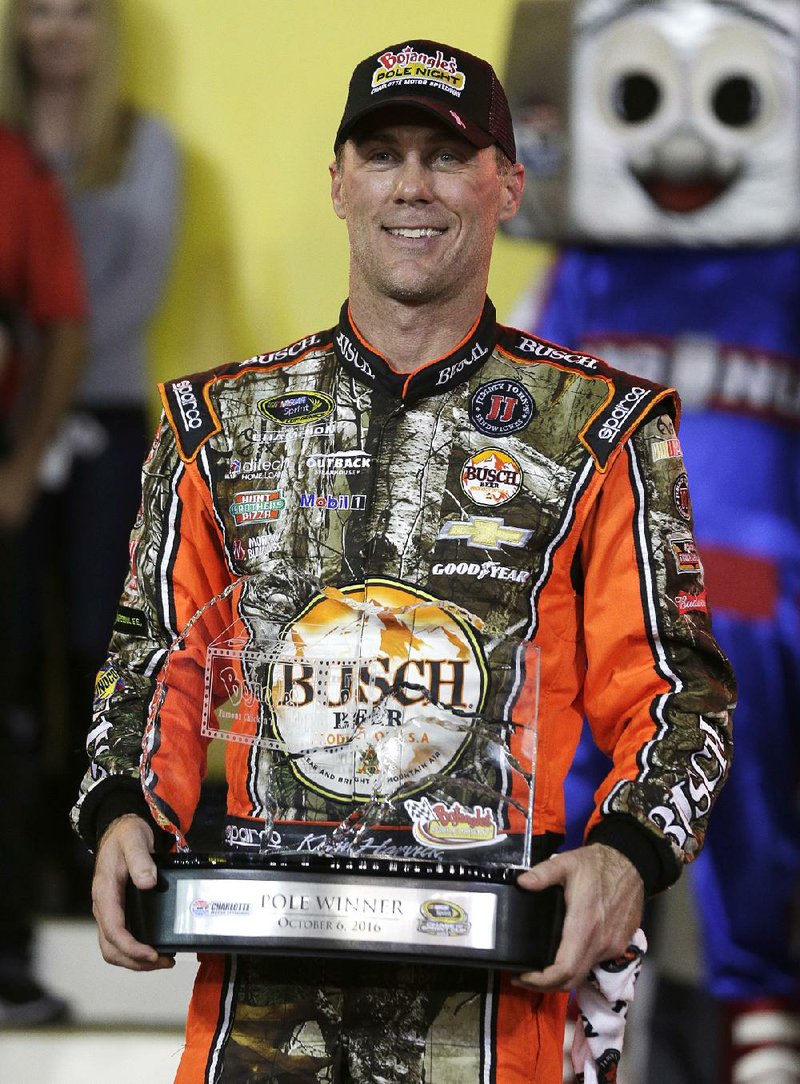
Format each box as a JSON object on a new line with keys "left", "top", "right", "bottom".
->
{"left": 126, "top": 575, "right": 564, "bottom": 968}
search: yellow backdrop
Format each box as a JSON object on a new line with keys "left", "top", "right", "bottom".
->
{"left": 7, "top": 0, "right": 549, "bottom": 389}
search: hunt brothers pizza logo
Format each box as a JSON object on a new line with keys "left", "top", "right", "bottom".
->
{"left": 268, "top": 580, "right": 487, "bottom": 802}
{"left": 372, "top": 46, "right": 466, "bottom": 95}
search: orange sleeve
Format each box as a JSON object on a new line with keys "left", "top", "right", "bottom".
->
{"left": 578, "top": 413, "right": 735, "bottom": 886}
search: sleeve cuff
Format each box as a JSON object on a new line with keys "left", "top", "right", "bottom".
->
{"left": 78, "top": 775, "right": 174, "bottom": 854}
{"left": 587, "top": 814, "right": 681, "bottom": 896}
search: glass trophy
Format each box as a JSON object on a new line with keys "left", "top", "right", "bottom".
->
{"left": 126, "top": 576, "right": 564, "bottom": 969}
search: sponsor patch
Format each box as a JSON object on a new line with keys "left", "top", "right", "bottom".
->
{"left": 231, "top": 533, "right": 280, "bottom": 563}
{"left": 470, "top": 380, "right": 535, "bottom": 437}
{"left": 113, "top": 606, "right": 148, "bottom": 638}
{"left": 307, "top": 451, "right": 371, "bottom": 476}
{"left": 460, "top": 449, "right": 522, "bottom": 507}
{"left": 514, "top": 336, "right": 599, "bottom": 370}
{"left": 230, "top": 490, "right": 286, "bottom": 524}
{"left": 299, "top": 492, "right": 367, "bottom": 511}
{"left": 670, "top": 535, "right": 703, "bottom": 575}
{"left": 405, "top": 796, "right": 507, "bottom": 850}
{"left": 675, "top": 590, "right": 708, "bottom": 615}
{"left": 651, "top": 437, "right": 682, "bottom": 463}
{"left": 256, "top": 391, "right": 334, "bottom": 426}
{"left": 225, "top": 455, "right": 283, "bottom": 480}
{"left": 162, "top": 376, "right": 219, "bottom": 461}
{"left": 431, "top": 560, "right": 530, "bottom": 584}
{"left": 94, "top": 663, "right": 124, "bottom": 701}
{"left": 254, "top": 334, "right": 323, "bottom": 366}
{"left": 656, "top": 414, "right": 677, "bottom": 438}
{"left": 437, "top": 515, "right": 533, "bottom": 552}
{"left": 673, "top": 472, "right": 692, "bottom": 521}
{"left": 582, "top": 382, "right": 661, "bottom": 469}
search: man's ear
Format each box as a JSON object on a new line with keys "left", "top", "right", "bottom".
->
{"left": 330, "top": 160, "right": 347, "bottom": 221}
{"left": 498, "top": 162, "right": 525, "bottom": 224}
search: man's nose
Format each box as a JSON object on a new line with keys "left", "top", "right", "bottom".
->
{"left": 392, "top": 157, "right": 434, "bottom": 202}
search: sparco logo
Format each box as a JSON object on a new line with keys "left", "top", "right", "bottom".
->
{"left": 172, "top": 380, "right": 203, "bottom": 430}
{"left": 517, "top": 338, "right": 599, "bottom": 370}
{"left": 597, "top": 387, "right": 650, "bottom": 442}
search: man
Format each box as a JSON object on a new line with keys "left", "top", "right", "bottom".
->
{"left": 73, "top": 40, "right": 735, "bottom": 1082}
{"left": 0, "top": 123, "right": 85, "bottom": 1025}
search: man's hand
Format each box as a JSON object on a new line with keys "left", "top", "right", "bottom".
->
{"left": 92, "top": 814, "right": 175, "bottom": 971}
{"left": 513, "top": 843, "right": 644, "bottom": 992}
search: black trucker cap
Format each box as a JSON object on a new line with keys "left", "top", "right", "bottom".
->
{"left": 334, "top": 40, "right": 517, "bottom": 162}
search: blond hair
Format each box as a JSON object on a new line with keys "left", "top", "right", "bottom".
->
{"left": 0, "top": 0, "right": 134, "bottom": 188}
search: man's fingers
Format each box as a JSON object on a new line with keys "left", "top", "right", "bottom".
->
{"left": 120, "top": 837, "right": 158, "bottom": 889}
{"left": 516, "top": 856, "right": 564, "bottom": 892}
{"left": 91, "top": 814, "right": 172, "bottom": 971}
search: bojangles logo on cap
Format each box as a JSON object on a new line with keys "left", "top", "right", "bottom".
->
{"left": 372, "top": 44, "right": 466, "bottom": 94}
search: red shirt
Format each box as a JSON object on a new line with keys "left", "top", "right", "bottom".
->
{"left": 0, "top": 125, "right": 86, "bottom": 411}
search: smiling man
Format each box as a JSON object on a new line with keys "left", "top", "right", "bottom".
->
{"left": 73, "top": 39, "right": 735, "bottom": 1083}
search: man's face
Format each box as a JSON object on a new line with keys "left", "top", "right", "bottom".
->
{"left": 330, "top": 108, "right": 524, "bottom": 307}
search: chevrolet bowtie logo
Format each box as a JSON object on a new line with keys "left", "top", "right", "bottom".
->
{"left": 437, "top": 516, "right": 533, "bottom": 551}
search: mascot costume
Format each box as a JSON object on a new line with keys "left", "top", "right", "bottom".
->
{"left": 505, "top": 2, "right": 800, "bottom": 1081}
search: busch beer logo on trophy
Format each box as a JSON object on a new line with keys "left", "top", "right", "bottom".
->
{"left": 127, "top": 575, "right": 563, "bottom": 968}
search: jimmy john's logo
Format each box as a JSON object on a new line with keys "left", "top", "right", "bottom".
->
{"left": 437, "top": 515, "right": 533, "bottom": 552}
{"left": 405, "top": 796, "right": 506, "bottom": 850}
{"left": 460, "top": 449, "right": 522, "bottom": 507}
{"left": 256, "top": 391, "right": 334, "bottom": 426}
{"left": 470, "top": 379, "right": 535, "bottom": 437}
{"left": 266, "top": 581, "right": 487, "bottom": 803}
{"left": 372, "top": 46, "right": 466, "bottom": 97}
{"left": 673, "top": 472, "right": 692, "bottom": 522}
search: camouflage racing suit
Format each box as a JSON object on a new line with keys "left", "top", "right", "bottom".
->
{"left": 72, "top": 298, "right": 735, "bottom": 1083}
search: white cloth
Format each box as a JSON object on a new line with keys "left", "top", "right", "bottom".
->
{"left": 571, "top": 928, "right": 648, "bottom": 1083}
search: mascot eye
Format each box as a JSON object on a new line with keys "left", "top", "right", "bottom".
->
{"left": 612, "top": 72, "right": 661, "bottom": 123}
{"left": 711, "top": 75, "right": 761, "bottom": 127}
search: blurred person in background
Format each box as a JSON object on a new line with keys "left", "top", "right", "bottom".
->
{"left": 0, "top": 124, "right": 85, "bottom": 1021}
{"left": 0, "top": 0, "right": 181, "bottom": 915}
{"left": 505, "top": 1, "right": 800, "bottom": 1080}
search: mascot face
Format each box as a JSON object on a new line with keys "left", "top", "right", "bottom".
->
{"left": 571, "top": 0, "right": 800, "bottom": 242}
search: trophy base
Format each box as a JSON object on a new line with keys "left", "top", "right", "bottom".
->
{"left": 127, "top": 853, "right": 564, "bottom": 971}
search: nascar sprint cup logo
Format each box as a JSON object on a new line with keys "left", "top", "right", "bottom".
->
{"left": 269, "top": 581, "right": 487, "bottom": 802}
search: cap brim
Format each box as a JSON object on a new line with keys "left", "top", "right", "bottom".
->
{"left": 336, "top": 96, "right": 495, "bottom": 153}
